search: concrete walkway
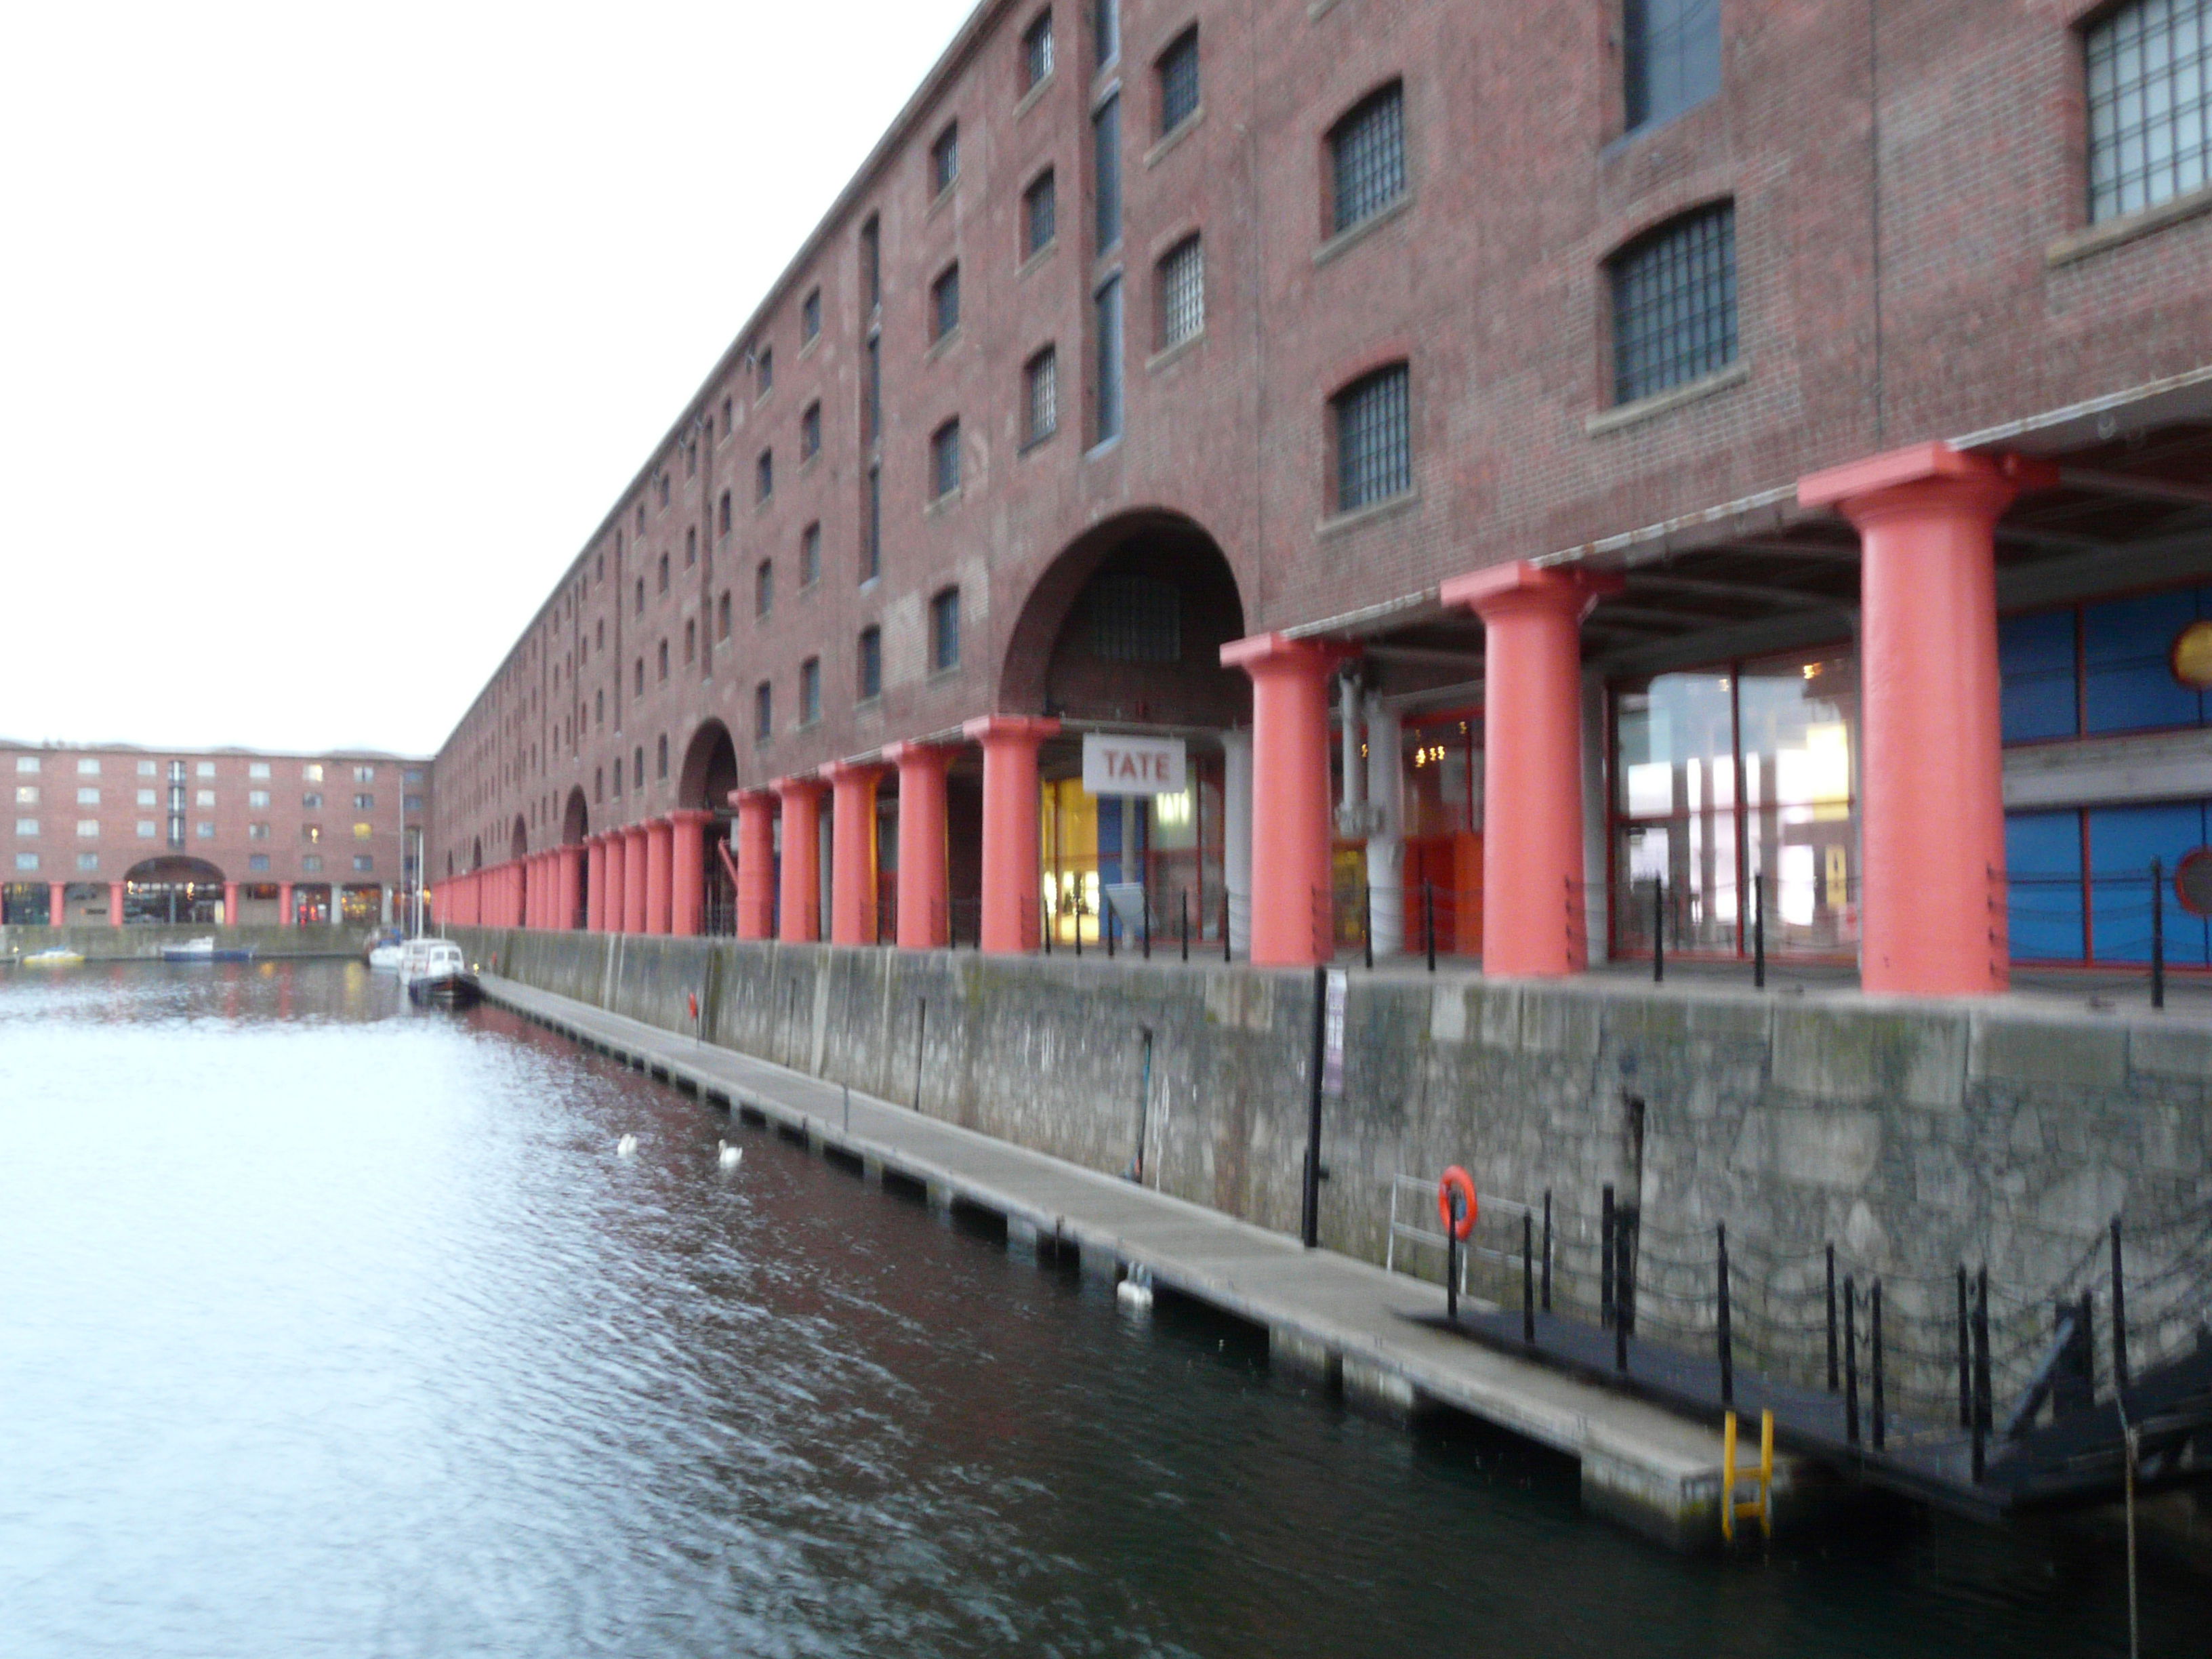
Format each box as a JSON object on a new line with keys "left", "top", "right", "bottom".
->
{"left": 480, "top": 972, "right": 1813, "bottom": 1551}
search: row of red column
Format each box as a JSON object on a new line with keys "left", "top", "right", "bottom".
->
{"left": 430, "top": 811, "right": 716, "bottom": 938}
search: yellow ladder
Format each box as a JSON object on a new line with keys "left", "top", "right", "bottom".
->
{"left": 1720, "top": 1410, "right": 1774, "bottom": 1541}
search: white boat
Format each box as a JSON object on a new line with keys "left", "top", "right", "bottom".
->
{"left": 398, "top": 937, "right": 481, "bottom": 1008}
{"left": 22, "top": 947, "right": 85, "bottom": 968}
{"left": 367, "top": 942, "right": 405, "bottom": 970}
{"left": 162, "top": 936, "right": 254, "bottom": 963}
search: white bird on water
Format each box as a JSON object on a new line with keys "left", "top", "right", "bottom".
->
{"left": 616, "top": 1134, "right": 638, "bottom": 1158}
{"left": 717, "top": 1139, "right": 743, "bottom": 1169}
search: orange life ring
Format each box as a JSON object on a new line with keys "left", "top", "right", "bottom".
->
{"left": 1437, "top": 1166, "right": 1477, "bottom": 1240}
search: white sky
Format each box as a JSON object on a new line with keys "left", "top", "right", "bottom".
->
{"left": 0, "top": 0, "right": 977, "bottom": 759}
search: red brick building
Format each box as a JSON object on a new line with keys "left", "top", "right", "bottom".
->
{"left": 431, "top": 0, "right": 2212, "bottom": 995}
{"left": 4, "top": 742, "right": 430, "bottom": 928}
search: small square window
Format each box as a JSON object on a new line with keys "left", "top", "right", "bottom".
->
{"left": 931, "top": 263, "right": 961, "bottom": 342}
{"left": 14, "top": 786, "right": 36, "bottom": 806}
{"left": 304, "top": 825, "right": 323, "bottom": 843}
{"left": 302, "top": 854, "right": 322, "bottom": 873}
{"left": 195, "top": 761, "right": 214, "bottom": 778}
{"left": 248, "top": 762, "right": 270, "bottom": 779}
{"left": 1025, "top": 171, "right": 1057, "bottom": 255}
{"left": 303, "top": 792, "right": 323, "bottom": 810}
{"left": 1332, "top": 362, "right": 1412, "bottom": 511}
{"left": 302, "top": 764, "right": 323, "bottom": 783}
{"left": 249, "top": 853, "right": 270, "bottom": 872}
{"left": 249, "top": 790, "right": 270, "bottom": 808}
{"left": 354, "top": 854, "right": 374, "bottom": 872}
{"left": 354, "top": 823, "right": 373, "bottom": 840}
{"left": 1158, "top": 27, "right": 1200, "bottom": 134}
{"left": 249, "top": 822, "right": 270, "bottom": 840}
{"left": 14, "top": 819, "right": 36, "bottom": 835}
{"left": 194, "top": 790, "right": 214, "bottom": 807}
{"left": 195, "top": 821, "right": 215, "bottom": 840}
{"left": 137, "top": 789, "right": 155, "bottom": 806}
{"left": 14, "top": 757, "right": 39, "bottom": 774}
{"left": 77, "top": 818, "right": 99, "bottom": 837}
{"left": 801, "top": 287, "right": 821, "bottom": 342}
{"left": 354, "top": 792, "right": 375, "bottom": 811}
{"left": 138, "top": 821, "right": 156, "bottom": 838}
{"left": 77, "top": 852, "right": 98, "bottom": 872}
{"left": 78, "top": 758, "right": 101, "bottom": 776}
{"left": 77, "top": 787, "right": 100, "bottom": 805}
{"left": 931, "top": 419, "right": 962, "bottom": 499}
{"left": 14, "top": 851, "right": 38, "bottom": 871}
{"left": 1025, "top": 12, "right": 1054, "bottom": 89}
{"left": 931, "top": 122, "right": 960, "bottom": 195}
{"left": 1025, "top": 346, "right": 1058, "bottom": 443}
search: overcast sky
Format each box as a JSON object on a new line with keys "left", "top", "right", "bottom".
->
{"left": 0, "top": 0, "right": 977, "bottom": 759}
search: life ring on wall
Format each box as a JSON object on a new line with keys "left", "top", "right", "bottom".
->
{"left": 1437, "top": 1166, "right": 1478, "bottom": 1240}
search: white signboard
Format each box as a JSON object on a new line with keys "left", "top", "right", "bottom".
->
{"left": 1082, "top": 733, "right": 1187, "bottom": 796}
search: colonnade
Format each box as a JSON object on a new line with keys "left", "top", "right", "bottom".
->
{"left": 432, "top": 811, "right": 714, "bottom": 938}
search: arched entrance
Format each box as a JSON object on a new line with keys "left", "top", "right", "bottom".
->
{"left": 998, "top": 510, "right": 1250, "bottom": 948}
{"left": 124, "top": 857, "right": 228, "bottom": 926}
{"left": 677, "top": 719, "right": 739, "bottom": 932}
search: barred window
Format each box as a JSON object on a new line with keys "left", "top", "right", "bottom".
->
{"left": 757, "top": 559, "right": 774, "bottom": 617}
{"left": 801, "top": 401, "right": 821, "bottom": 460}
{"left": 1026, "top": 346, "right": 1059, "bottom": 443}
{"left": 1094, "top": 274, "right": 1124, "bottom": 443}
{"left": 1158, "top": 28, "right": 1200, "bottom": 134}
{"left": 1330, "top": 83, "right": 1406, "bottom": 234}
{"left": 756, "top": 447, "right": 774, "bottom": 501}
{"left": 863, "top": 468, "right": 881, "bottom": 581}
{"left": 932, "top": 122, "right": 960, "bottom": 195}
{"left": 802, "top": 520, "right": 822, "bottom": 586}
{"left": 1025, "top": 169, "right": 1057, "bottom": 254}
{"left": 1624, "top": 0, "right": 1721, "bottom": 133}
{"left": 755, "top": 682, "right": 774, "bottom": 741}
{"left": 1158, "top": 234, "right": 1204, "bottom": 348}
{"left": 932, "top": 262, "right": 961, "bottom": 340}
{"left": 858, "top": 626, "right": 883, "bottom": 701}
{"left": 1332, "top": 363, "right": 1412, "bottom": 511}
{"left": 2087, "top": 0, "right": 2212, "bottom": 222}
{"left": 1094, "top": 91, "right": 1122, "bottom": 247}
{"left": 930, "top": 587, "right": 962, "bottom": 672}
{"left": 1090, "top": 574, "right": 1181, "bottom": 662}
{"left": 800, "top": 657, "right": 822, "bottom": 724}
{"left": 801, "top": 287, "right": 821, "bottom": 342}
{"left": 1025, "top": 10, "right": 1054, "bottom": 89}
{"left": 931, "top": 418, "right": 962, "bottom": 498}
{"left": 1608, "top": 202, "right": 1736, "bottom": 405}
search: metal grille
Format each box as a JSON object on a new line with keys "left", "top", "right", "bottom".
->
{"left": 1094, "top": 93, "right": 1122, "bottom": 248}
{"left": 859, "top": 627, "right": 882, "bottom": 700}
{"left": 1159, "top": 28, "right": 1200, "bottom": 132}
{"left": 1094, "top": 275, "right": 1124, "bottom": 442}
{"left": 932, "top": 419, "right": 962, "bottom": 498}
{"left": 932, "top": 264, "right": 960, "bottom": 340}
{"left": 2087, "top": 0, "right": 2212, "bottom": 222}
{"left": 1624, "top": 0, "right": 1721, "bottom": 131}
{"left": 1027, "top": 347, "right": 1058, "bottom": 441}
{"left": 1159, "top": 235, "right": 1204, "bottom": 348}
{"left": 1089, "top": 575, "right": 1181, "bottom": 662}
{"left": 931, "top": 588, "right": 962, "bottom": 672}
{"left": 1334, "top": 363, "right": 1411, "bottom": 511}
{"left": 1025, "top": 171, "right": 1056, "bottom": 253}
{"left": 1609, "top": 202, "right": 1736, "bottom": 405}
{"left": 1330, "top": 83, "right": 1405, "bottom": 233}
{"left": 932, "top": 123, "right": 959, "bottom": 194}
{"left": 1025, "top": 11, "right": 1054, "bottom": 87}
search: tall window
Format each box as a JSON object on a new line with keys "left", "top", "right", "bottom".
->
{"left": 1332, "top": 363, "right": 1412, "bottom": 511}
{"left": 757, "top": 558, "right": 774, "bottom": 617}
{"left": 657, "top": 734, "right": 669, "bottom": 779}
{"left": 1024, "top": 10, "right": 1054, "bottom": 88}
{"left": 1093, "top": 93, "right": 1122, "bottom": 247}
{"left": 932, "top": 122, "right": 960, "bottom": 194}
{"left": 755, "top": 682, "right": 773, "bottom": 741}
{"left": 1094, "top": 0, "right": 1119, "bottom": 68}
{"left": 1608, "top": 201, "right": 1736, "bottom": 405}
{"left": 800, "top": 657, "right": 822, "bottom": 725}
{"left": 756, "top": 448, "right": 774, "bottom": 502}
{"left": 860, "top": 216, "right": 881, "bottom": 310}
{"left": 1025, "top": 170, "right": 1057, "bottom": 254}
{"left": 684, "top": 619, "right": 695, "bottom": 663}
{"left": 756, "top": 347, "right": 774, "bottom": 396}
{"left": 1158, "top": 28, "right": 1200, "bottom": 134}
{"left": 862, "top": 468, "right": 882, "bottom": 581}
{"left": 1093, "top": 275, "right": 1124, "bottom": 443}
{"left": 1330, "top": 83, "right": 1406, "bottom": 234}
{"left": 858, "top": 626, "right": 883, "bottom": 700}
{"left": 932, "top": 418, "right": 963, "bottom": 498}
{"left": 718, "top": 489, "right": 731, "bottom": 535}
{"left": 801, "top": 401, "right": 821, "bottom": 460}
{"left": 801, "top": 287, "right": 821, "bottom": 343}
{"left": 931, "top": 263, "right": 962, "bottom": 340}
{"left": 657, "top": 639, "right": 670, "bottom": 681}
{"left": 2087, "top": 0, "right": 2212, "bottom": 222}
{"left": 802, "top": 521, "right": 822, "bottom": 587}
{"left": 634, "top": 657, "right": 644, "bottom": 695}
{"left": 684, "top": 527, "right": 696, "bottom": 567}
{"left": 657, "top": 551, "right": 669, "bottom": 592}
{"left": 863, "top": 335, "right": 882, "bottom": 445}
{"left": 1624, "top": 0, "right": 1721, "bottom": 133}
{"left": 930, "top": 587, "right": 962, "bottom": 672}
{"left": 1158, "top": 235, "right": 1204, "bottom": 348}
{"left": 1025, "top": 346, "right": 1059, "bottom": 443}
{"left": 717, "top": 592, "right": 731, "bottom": 640}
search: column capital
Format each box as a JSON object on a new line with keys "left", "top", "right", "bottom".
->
{"left": 962, "top": 713, "right": 1061, "bottom": 745}
{"left": 821, "top": 758, "right": 891, "bottom": 784}
{"left": 773, "top": 772, "right": 830, "bottom": 800}
{"left": 1439, "top": 560, "right": 1624, "bottom": 622}
{"left": 729, "top": 786, "right": 777, "bottom": 811}
{"left": 623, "top": 821, "right": 650, "bottom": 838}
{"left": 668, "top": 807, "right": 715, "bottom": 827}
{"left": 1799, "top": 441, "right": 2057, "bottom": 521}
{"left": 886, "top": 739, "right": 960, "bottom": 771}
{"left": 1218, "top": 632, "right": 1357, "bottom": 677}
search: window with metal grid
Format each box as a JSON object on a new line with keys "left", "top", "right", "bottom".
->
{"left": 1607, "top": 202, "right": 1736, "bottom": 405}
{"left": 1025, "top": 10, "right": 1054, "bottom": 88}
{"left": 931, "top": 419, "right": 962, "bottom": 498}
{"left": 932, "top": 123, "right": 960, "bottom": 194}
{"left": 1330, "top": 83, "right": 1406, "bottom": 234}
{"left": 1094, "top": 92, "right": 1122, "bottom": 247}
{"left": 1158, "top": 28, "right": 1200, "bottom": 134}
{"left": 1624, "top": 0, "right": 1721, "bottom": 132}
{"left": 1026, "top": 346, "right": 1058, "bottom": 442}
{"left": 2087, "top": 0, "right": 2212, "bottom": 222}
{"left": 1025, "top": 170, "right": 1057, "bottom": 253}
{"left": 1089, "top": 575, "right": 1181, "bottom": 662}
{"left": 1158, "top": 235, "right": 1204, "bottom": 348}
{"left": 858, "top": 627, "right": 882, "bottom": 701}
{"left": 1332, "top": 363, "right": 1411, "bottom": 511}
{"left": 932, "top": 263, "right": 961, "bottom": 340}
{"left": 931, "top": 588, "right": 962, "bottom": 672}
{"left": 801, "top": 401, "right": 821, "bottom": 460}
{"left": 1094, "top": 274, "right": 1124, "bottom": 442}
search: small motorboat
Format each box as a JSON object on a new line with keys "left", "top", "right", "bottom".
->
{"left": 398, "top": 937, "right": 483, "bottom": 1009}
{"left": 162, "top": 936, "right": 255, "bottom": 964}
{"left": 22, "top": 947, "right": 85, "bottom": 968}
{"left": 364, "top": 928, "right": 405, "bottom": 970}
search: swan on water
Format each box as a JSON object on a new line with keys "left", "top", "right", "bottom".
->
{"left": 717, "top": 1139, "right": 743, "bottom": 1169}
{"left": 616, "top": 1134, "right": 638, "bottom": 1158}
{"left": 1116, "top": 1265, "right": 1154, "bottom": 1313}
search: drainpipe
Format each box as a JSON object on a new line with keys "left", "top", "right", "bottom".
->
{"left": 1366, "top": 691, "right": 1404, "bottom": 958}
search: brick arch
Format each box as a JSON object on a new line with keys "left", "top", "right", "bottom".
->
{"left": 675, "top": 718, "right": 739, "bottom": 812}
{"left": 510, "top": 816, "right": 528, "bottom": 861}
{"left": 561, "top": 786, "right": 590, "bottom": 846}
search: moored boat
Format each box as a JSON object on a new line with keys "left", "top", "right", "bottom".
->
{"left": 398, "top": 938, "right": 482, "bottom": 1009}
{"left": 22, "top": 947, "right": 85, "bottom": 968}
{"left": 161, "top": 936, "right": 255, "bottom": 964}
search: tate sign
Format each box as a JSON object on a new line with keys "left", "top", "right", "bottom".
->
{"left": 1082, "top": 733, "right": 1187, "bottom": 796}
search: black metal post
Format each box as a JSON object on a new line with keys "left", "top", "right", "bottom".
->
{"left": 1614, "top": 1213, "right": 1632, "bottom": 1373}
{"left": 1222, "top": 893, "right": 1231, "bottom": 962}
{"left": 1424, "top": 880, "right": 1436, "bottom": 972}
{"left": 1753, "top": 873, "right": 1765, "bottom": 989}
{"left": 1717, "top": 1221, "right": 1734, "bottom": 1408}
{"left": 1600, "top": 1185, "right": 1616, "bottom": 1329}
{"left": 1971, "top": 1267, "right": 1992, "bottom": 1481}
{"left": 2151, "top": 859, "right": 2165, "bottom": 1010}
{"left": 1825, "top": 1243, "right": 1839, "bottom": 1392}
{"left": 1141, "top": 891, "right": 1151, "bottom": 959}
{"left": 1871, "top": 1278, "right": 1886, "bottom": 1452}
{"left": 1363, "top": 884, "right": 1374, "bottom": 970}
{"left": 1181, "top": 890, "right": 1189, "bottom": 962}
{"left": 1957, "top": 1266, "right": 1972, "bottom": 1428}
{"left": 2111, "top": 1214, "right": 2129, "bottom": 1392}
{"left": 1523, "top": 1213, "right": 1536, "bottom": 1343}
{"left": 1074, "top": 891, "right": 1083, "bottom": 957}
{"left": 1540, "top": 1189, "right": 1553, "bottom": 1312}
{"left": 1446, "top": 1195, "right": 1460, "bottom": 1324}
{"left": 1652, "top": 875, "right": 1665, "bottom": 983}
{"left": 1107, "top": 898, "right": 1116, "bottom": 958}
{"left": 1300, "top": 965, "right": 1325, "bottom": 1250}
{"left": 1843, "top": 1275, "right": 1860, "bottom": 1446}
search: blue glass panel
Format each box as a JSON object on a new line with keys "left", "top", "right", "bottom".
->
{"left": 2000, "top": 608, "right": 2076, "bottom": 678}
{"left": 2002, "top": 675, "right": 2076, "bottom": 744}
{"left": 2087, "top": 800, "right": 2211, "bottom": 966}
{"left": 2082, "top": 588, "right": 2200, "bottom": 663}
{"left": 2006, "top": 810, "right": 2084, "bottom": 962}
{"left": 2083, "top": 588, "right": 2205, "bottom": 733}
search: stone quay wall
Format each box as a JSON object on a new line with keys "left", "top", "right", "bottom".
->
{"left": 457, "top": 926, "right": 2212, "bottom": 1419}
{"left": 3, "top": 923, "right": 365, "bottom": 960}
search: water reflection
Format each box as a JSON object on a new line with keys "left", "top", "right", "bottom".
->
{"left": 0, "top": 962, "right": 2191, "bottom": 1656}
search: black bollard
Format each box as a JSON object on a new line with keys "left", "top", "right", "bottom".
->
{"left": 2110, "top": 1214, "right": 2129, "bottom": 1392}
{"left": 1363, "top": 885, "right": 1374, "bottom": 970}
{"left": 1107, "top": 898, "right": 1116, "bottom": 958}
{"left": 1752, "top": 872, "right": 1765, "bottom": 990}
{"left": 1141, "top": 890, "right": 1151, "bottom": 960}
{"left": 1424, "top": 880, "right": 1436, "bottom": 972}
{"left": 1601, "top": 1185, "right": 1616, "bottom": 1330}
{"left": 1300, "top": 966, "right": 1324, "bottom": 1250}
{"left": 1222, "top": 893, "right": 1231, "bottom": 963}
{"left": 1523, "top": 1213, "right": 1536, "bottom": 1342}
{"left": 1652, "top": 875, "right": 1665, "bottom": 983}
{"left": 1541, "top": 1189, "right": 1553, "bottom": 1313}
{"left": 1971, "top": 1267, "right": 1992, "bottom": 1481}
{"left": 1844, "top": 1275, "right": 1860, "bottom": 1446}
{"left": 1717, "top": 1221, "right": 1734, "bottom": 1408}
{"left": 1957, "top": 1266, "right": 1972, "bottom": 1428}
{"left": 1871, "top": 1279, "right": 1886, "bottom": 1452}
{"left": 1825, "top": 1244, "right": 1839, "bottom": 1392}
{"left": 1181, "top": 891, "right": 1189, "bottom": 962}
{"left": 1614, "top": 1214, "right": 1633, "bottom": 1373}
{"left": 2152, "top": 859, "right": 2165, "bottom": 1010}
{"left": 1445, "top": 1189, "right": 1461, "bottom": 1324}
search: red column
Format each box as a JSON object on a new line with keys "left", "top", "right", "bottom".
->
{"left": 622, "top": 826, "right": 649, "bottom": 934}
{"left": 115, "top": 882, "right": 129, "bottom": 927}
{"left": 824, "top": 761, "right": 888, "bottom": 945}
{"left": 774, "top": 775, "right": 827, "bottom": 943}
{"left": 49, "top": 881, "right": 68, "bottom": 927}
{"left": 586, "top": 836, "right": 608, "bottom": 931}
{"left": 644, "top": 817, "right": 674, "bottom": 935}
{"left": 521, "top": 856, "right": 536, "bottom": 928}
{"left": 279, "top": 880, "right": 295, "bottom": 927}
{"left": 669, "top": 809, "right": 713, "bottom": 936}
{"left": 962, "top": 715, "right": 1059, "bottom": 955}
{"left": 602, "top": 835, "right": 627, "bottom": 933}
{"left": 558, "top": 844, "right": 583, "bottom": 930}
{"left": 887, "top": 741, "right": 956, "bottom": 949}
{"left": 1216, "top": 637, "right": 1351, "bottom": 967}
{"left": 731, "top": 790, "right": 777, "bottom": 941}
{"left": 1439, "top": 562, "right": 1621, "bottom": 978}
{"left": 220, "top": 880, "right": 237, "bottom": 928}
{"left": 540, "top": 851, "right": 557, "bottom": 927}
{"left": 1801, "top": 443, "right": 2047, "bottom": 996}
